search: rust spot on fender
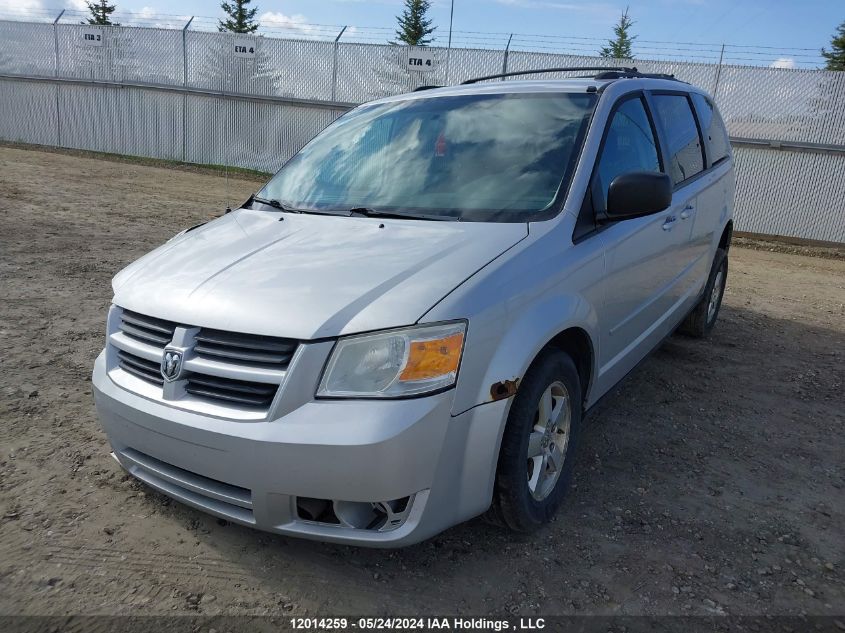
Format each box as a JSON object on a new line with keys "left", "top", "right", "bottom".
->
{"left": 490, "top": 378, "right": 519, "bottom": 401}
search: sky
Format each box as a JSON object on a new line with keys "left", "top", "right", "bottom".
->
{"left": 2, "top": 0, "right": 843, "bottom": 66}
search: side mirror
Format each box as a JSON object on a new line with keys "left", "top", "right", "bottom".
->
{"left": 605, "top": 172, "right": 672, "bottom": 220}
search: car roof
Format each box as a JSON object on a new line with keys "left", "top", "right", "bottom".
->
{"left": 366, "top": 77, "right": 706, "bottom": 106}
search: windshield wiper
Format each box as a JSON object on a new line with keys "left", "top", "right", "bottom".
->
{"left": 347, "top": 207, "right": 456, "bottom": 221}
{"left": 253, "top": 196, "right": 351, "bottom": 217}
{"left": 253, "top": 198, "right": 453, "bottom": 220}
{"left": 251, "top": 196, "right": 303, "bottom": 213}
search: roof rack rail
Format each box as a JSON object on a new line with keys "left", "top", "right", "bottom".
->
{"left": 461, "top": 67, "right": 636, "bottom": 85}
{"left": 413, "top": 85, "right": 442, "bottom": 92}
{"left": 593, "top": 70, "right": 679, "bottom": 81}
{"left": 460, "top": 66, "right": 681, "bottom": 85}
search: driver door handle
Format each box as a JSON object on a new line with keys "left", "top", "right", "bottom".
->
{"left": 662, "top": 215, "right": 677, "bottom": 231}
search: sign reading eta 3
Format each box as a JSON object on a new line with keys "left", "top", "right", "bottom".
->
{"left": 82, "top": 28, "right": 103, "bottom": 47}
{"left": 406, "top": 47, "right": 437, "bottom": 72}
{"left": 234, "top": 39, "right": 256, "bottom": 59}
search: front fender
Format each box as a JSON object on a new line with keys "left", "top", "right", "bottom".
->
{"left": 422, "top": 220, "right": 604, "bottom": 416}
{"left": 466, "top": 292, "right": 600, "bottom": 414}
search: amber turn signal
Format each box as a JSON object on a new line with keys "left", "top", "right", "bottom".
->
{"left": 399, "top": 332, "right": 464, "bottom": 382}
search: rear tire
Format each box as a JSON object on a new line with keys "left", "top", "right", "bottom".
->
{"left": 679, "top": 248, "right": 728, "bottom": 338}
{"left": 487, "top": 349, "right": 582, "bottom": 532}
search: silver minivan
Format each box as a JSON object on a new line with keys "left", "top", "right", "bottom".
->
{"left": 92, "top": 68, "right": 734, "bottom": 547}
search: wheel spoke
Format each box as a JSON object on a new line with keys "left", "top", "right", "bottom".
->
{"left": 527, "top": 455, "right": 545, "bottom": 493}
{"left": 527, "top": 431, "right": 545, "bottom": 458}
{"left": 547, "top": 444, "right": 564, "bottom": 471}
{"left": 551, "top": 394, "right": 569, "bottom": 430}
{"left": 538, "top": 388, "right": 553, "bottom": 426}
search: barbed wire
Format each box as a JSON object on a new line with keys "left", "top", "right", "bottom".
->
{"left": 0, "top": 7, "right": 828, "bottom": 68}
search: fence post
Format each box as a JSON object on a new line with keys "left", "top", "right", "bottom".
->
{"left": 713, "top": 43, "right": 725, "bottom": 101}
{"left": 181, "top": 16, "right": 193, "bottom": 162}
{"left": 220, "top": 36, "right": 230, "bottom": 207}
{"left": 501, "top": 33, "right": 513, "bottom": 79}
{"left": 53, "top": 10, "right": 64, "bottom": 147}
{"left": 331, "top": 26, "right": 347, "bottom": 102}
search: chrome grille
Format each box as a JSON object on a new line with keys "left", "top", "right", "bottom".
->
{"left": 109, "top": 306, "right": 297, "bottom": 416}
{"left": 120, "top": 309, "right": 177, "bottom": 348}
{"left": 117, "top": 349, "right": 163, "bottom": 386}
{"left": 194, "top": 328, "right": 297, "bottom": 368}
{"left": 185, "top": 374, "right": 278, "bottom": 408}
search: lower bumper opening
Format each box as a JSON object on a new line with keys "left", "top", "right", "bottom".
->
{"left": 109, "top": 447, "right": 422, "bottom": 539}
{"left": 114, "top": 448, "right": 255, "bottom": 524}
{"left": 296, "top": 495, "right": 412, "bottom": 531}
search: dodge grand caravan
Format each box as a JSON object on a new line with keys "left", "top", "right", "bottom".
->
{"left": 92, "top": 67, "right": 735, "bottom": 546}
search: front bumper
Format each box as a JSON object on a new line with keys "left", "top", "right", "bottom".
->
{"left": 92, "top": 351, "right": 508, "bottom": 546}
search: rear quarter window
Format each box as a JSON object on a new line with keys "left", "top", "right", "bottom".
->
{"left": 692, "top": 93, "right": 731, "bottom": 164}
{"left": 652, "top": 94, "right": 705, "bottom": 185}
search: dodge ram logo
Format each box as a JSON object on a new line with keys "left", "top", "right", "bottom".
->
{"left": 161, "top": 349, "right": 183, "bottom": 381}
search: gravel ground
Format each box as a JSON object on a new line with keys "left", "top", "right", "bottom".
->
{"left": 0, "top": 146, "right": 843, "bottom": 618}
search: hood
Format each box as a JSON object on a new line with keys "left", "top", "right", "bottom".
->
{"left": 112, "top": 209, "right": 527, "bottom": 340}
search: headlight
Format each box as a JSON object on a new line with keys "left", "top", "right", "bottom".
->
{"left": 317, "top": 322, "right": 466, "bottom": 398}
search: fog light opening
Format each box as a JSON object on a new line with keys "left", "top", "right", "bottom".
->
{"left": 295, "top": 497, "right": 339, "bottom": 524}
{"left": 296, "top": 495, "right": 413, "bottom": 531}
{"left": 372, "top": 497, "right": 412, "bottom": 531}
{"left": 333, "top": 500, "right": 378, "bottom": 529}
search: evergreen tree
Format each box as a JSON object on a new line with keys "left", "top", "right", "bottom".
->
{"left": 219, "top": 0, "right": 259, "bottom": 34}
{"left": 599, "top": 6, "right": 636, "bottom": 59}
{"left": 85, "top": 0, "right": 118, "bottom": 26}
{"left": 821, "top": 19, "right": 845, "bottom": 71}
{"left": 394, "top": 0, "right": 436, "bottom": 46}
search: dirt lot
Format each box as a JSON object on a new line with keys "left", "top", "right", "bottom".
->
{"left": 0, "top": 146, "right": 843, "bottom": 618}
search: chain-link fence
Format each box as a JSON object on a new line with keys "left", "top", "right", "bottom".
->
{"left": 0, "top": 19, "right": 843, "bottom": 242}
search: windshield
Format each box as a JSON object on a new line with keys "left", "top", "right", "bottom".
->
{"left": 256, "top": 92, "right": 596, "bottom": 222}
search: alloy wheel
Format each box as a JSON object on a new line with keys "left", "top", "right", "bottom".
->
{"left": 708, "top": 268, "right": 724, "bottom": 323}
{"left": 526, "top": 380, "right": 571, "bottom": 501}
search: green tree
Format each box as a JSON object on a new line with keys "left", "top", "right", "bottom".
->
{"left": 394, "top": 0, "right": 436, "bottom": 46}
{"left": 85, "top": 0, "right": 118, "bottom": 26}
{"left": 218, "top": 0, "right": 259, "bottom": 34}
{"left": 599, "top": 6, "right": 636, "bottom": 59}
{"left": 821, "top": 19, "right": 845, "bottom": 71}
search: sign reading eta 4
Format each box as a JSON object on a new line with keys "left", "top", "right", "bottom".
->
{"left": 406, "top": 48, "right": 437, "bottom": 72}
{"left": 234, "top": 39, "right": 256, "bottom": 59}
{"left": 82, "top": 28, "right": 103, "bottom": 47}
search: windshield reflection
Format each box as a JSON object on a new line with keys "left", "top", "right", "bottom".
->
{"left": 258, "top": 92, "right": 596, "bottom": 222}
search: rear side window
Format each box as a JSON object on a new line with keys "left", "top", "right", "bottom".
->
{"left": 596, "top": 97, "right": 661, "bottom": 199}
{"left": 692, "top": 93, "right": 731, "bottom": 164}
{"left": 652, "top": 94, "right": 705, "bottom": 185}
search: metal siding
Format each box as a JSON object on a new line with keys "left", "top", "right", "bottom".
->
{"left": 733, "top": 147, "right": 845, "bottom": 243}
{"left": 0, "top": 79, "right": 58, "bottom": 145}
{"left": 183, "top": 93, "right": 343, "bottom": 173}
{"left": 57, "top": 83, "right": 182, "bottom": 159}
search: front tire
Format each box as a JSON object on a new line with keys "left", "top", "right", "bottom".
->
{"left": 679, "top": 247, "right": 728, "bottom": 338}
{"left": 489, "top": 349, "right": 582, "bottom": 532}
